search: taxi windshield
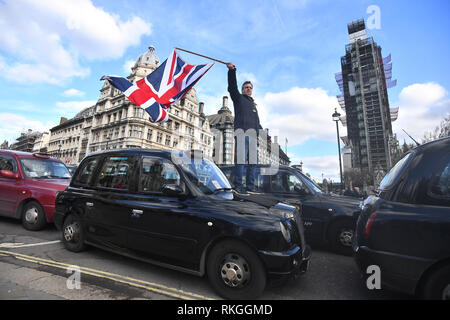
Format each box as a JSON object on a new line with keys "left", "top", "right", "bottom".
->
{"left": 297, "top": 171, "right": 323, "bottom": 194}
{"left": 20, "top": 158, "right": 71, "bottom": 179}
{"left": 178, "top": 157, "right": 231, "bottom": 195}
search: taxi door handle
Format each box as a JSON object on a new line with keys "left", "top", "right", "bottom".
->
{"left": 131, "top": 209, "right": 143, "bottom": 218}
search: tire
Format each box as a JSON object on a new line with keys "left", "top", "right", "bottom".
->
{"left": 422, "top": 264, "right": 450, "bottom": 300}
{"left": 21, "top": 201, "right": 47, "bottom": 231}
{"left": 62, "top": 213, "right": 86, "bottom": 252}
{"left": 206, "top": 240, "right": 266, "bottom": 300}
{"left": 328, "top": 219, "right": 355, "bottom": 256}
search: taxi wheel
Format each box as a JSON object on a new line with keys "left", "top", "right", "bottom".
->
{"left": 62, "top": 213, "right": 86, "bottom": 252}
{"left": 422, "top": 264, "right": 450, "bottom": 300}
{"left": 206, "top": 240, "right": 266, "bottom": 300}
{"left": 21, "top": 201, "right": 47, "bottom": 231}
{"left": 328, "top": 219, "right": 355, "bottom": 256}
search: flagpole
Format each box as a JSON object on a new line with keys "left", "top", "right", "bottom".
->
{"left": 174, "top": 47, "right": 227, "bottom": 65}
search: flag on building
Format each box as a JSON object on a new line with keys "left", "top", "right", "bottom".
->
{"left": 101, "top": 49, "right": 214, "bottom": 123}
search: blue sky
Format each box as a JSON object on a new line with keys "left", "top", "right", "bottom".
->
{"left": 0, "top": 0, "right": 449, "bottom": 183}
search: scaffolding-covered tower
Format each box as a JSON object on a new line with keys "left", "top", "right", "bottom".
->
{"left": 335, "top": 19, "right": 398, "bottom": 173}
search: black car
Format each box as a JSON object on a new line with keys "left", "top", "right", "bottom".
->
{"left": 353, "top": 137, "right": 450, "bottom": 299}
{"left": 54, "top": 149, "right": 311, "bottom": 299}
{"left": 65, "top": 164, "right": 77, "bottom": 176}
{"left": 219, "top": 164, "right": 361, "bottom": 255}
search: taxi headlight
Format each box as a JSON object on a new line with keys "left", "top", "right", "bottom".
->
{"left": 279, "top": 221, "right": 292, "bottom": 243}
{"left": 283, "top": 211, "right": 294, "bottom": 220}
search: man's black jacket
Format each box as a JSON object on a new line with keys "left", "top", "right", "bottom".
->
{"left": 227, "top": 67, "right": 263, "bottom": 133}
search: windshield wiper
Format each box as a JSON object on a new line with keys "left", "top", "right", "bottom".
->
{"left": 212, "top": 187, "right": 232, "bottom": 194}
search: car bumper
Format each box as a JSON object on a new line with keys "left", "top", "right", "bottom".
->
{"left": 259, "top": 245, "right": 311, "bottom": 282}
{"left": 42, "top": 204, "right": 56, "bottom": 223}
{"left": 53, "top": 209, "right": 65, "bottom": 230}
{"left": 353, "top": 244, "right": 433, "bottom": 296}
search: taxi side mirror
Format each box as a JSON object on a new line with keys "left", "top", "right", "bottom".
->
{"left": 294, "top": 185, "right": 308, "bottom": 195}
{"left": 0, "top": 170, "right": 18, "bottom": 179}
{"left": 161, "top": 184, "right": 184, "bottom": 196}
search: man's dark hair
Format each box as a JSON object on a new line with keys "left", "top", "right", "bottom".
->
{"left": 241, "top": 81, "right": 253, "bottom": 91}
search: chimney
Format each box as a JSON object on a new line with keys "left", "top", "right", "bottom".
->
{"left": 199, "top": 102, "right": 204, "bottom": 115}
{"left": 222, "top": 96, "right": 228, "bottom": 108}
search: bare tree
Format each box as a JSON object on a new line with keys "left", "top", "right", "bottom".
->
{"left": 422, "top": 115, "right": 450, "bottom": 143}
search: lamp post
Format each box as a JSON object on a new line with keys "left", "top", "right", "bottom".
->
{"left": 332, "top": 108, "right": 344, "bottom": 192}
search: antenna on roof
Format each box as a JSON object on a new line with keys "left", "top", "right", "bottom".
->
{"left": 402, "top": 129, "right": 420, "bottom": 147}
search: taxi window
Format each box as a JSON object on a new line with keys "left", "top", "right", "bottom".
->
{"left": 139, "top": 157, "right": 180, "bottom": 193}
{"left": 427, "top": 152, "right": 450, "bottom": 203}
{"left": 0, "top": 155, "right": 17, "bottom": 172}
{"left": 379, "top": 152, "right": 413, "bottom": 191}
{"left": 94, "top": 156, "right": 132, "bottom": 190}
{"left": 72, "top": 157, "right": 99, "bottom": 186}
{"left": 269, "top": 170, "right": 307, "bottom": 193}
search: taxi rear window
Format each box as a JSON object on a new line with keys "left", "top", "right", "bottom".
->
{"left": 379, "top": 152, "right": 413, "bottom": 191}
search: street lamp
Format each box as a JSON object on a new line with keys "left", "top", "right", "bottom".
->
{"left": 332, "top": 108, "right": 344, "bottom": 192}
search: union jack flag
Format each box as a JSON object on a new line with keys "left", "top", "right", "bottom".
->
{"left": 101, "top": 49, "right": 214, "bottom": 123}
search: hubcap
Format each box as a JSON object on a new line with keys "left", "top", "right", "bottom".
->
{"left": 25, "top": 207, "right": 39, "bottom": 224}
{"left": 64, "top": 223, "right": 79, "bottom": 242}
{"left": 442, "top": 284, "right": 450, "bottom": 300}
{"left": 339, "top": 228, "right": 354, "bottom": 247}
{"left": 220, "top": 253, "right": 250, "bottom": 288}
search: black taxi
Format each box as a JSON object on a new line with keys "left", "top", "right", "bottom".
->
{"left": 54, "top": 149, "right": 311, "bottom": 299}
{"left": 354, "top": 137, "right": 450, "bottom": 299}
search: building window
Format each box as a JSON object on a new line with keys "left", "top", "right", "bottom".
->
{"left": 134, "top": 107, "right": 143, "bottom": 118}
{"left": 156, "top": 132, "right": 163, "bottom": 144}
{"left": 129, "top": 126, "right": 143, "bottom": 138}
{"left": 147, "top": 129, "right": 153, "bottom": 141}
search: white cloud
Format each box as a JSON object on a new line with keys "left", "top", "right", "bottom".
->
{"left": 287, "top": 151, "right": 340, "bottom": 183}
{"left": 0, "top": 113, "right": 57, "bottom": 144}
{"left": 237, "top": 72, "right": 258, "bottom": 87}
{"left": 398, "top": 82, "right": 446, "bottom": 107}
{"left": 301, "top": 155, "right": 340, "bottom": 182}
{"left": 393, "top": 82, "right": 450, "bottom": 144}
{"left": 257, "top": 87, "right": 340, "bottom": 145}
{"left": 62, "top": 89, "right": 85, "bottom": 97}
{"left": 55, "top": 100, "right": 96, "bottom": 117}
{"left": 123, "top": 60, "right": 136, "bottom": 75}
{"left": 0, "top": 0, "right": 151, "bottom": 84}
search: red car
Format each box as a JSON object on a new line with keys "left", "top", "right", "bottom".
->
{"left": 0, "top": 150, "right": 70, "bottom": 230}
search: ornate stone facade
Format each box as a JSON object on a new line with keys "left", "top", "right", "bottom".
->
{"left": 48, "top": 46, "right": 213, "bottom": 164}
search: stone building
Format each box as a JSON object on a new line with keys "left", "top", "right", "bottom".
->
{"left": 10, "top": 129, "right": 42, "bottom": 153}
{"left": 207, "top": 96, "right": 290, "bottom": 166}
{"left": 48, "top": 46, "right": 214, "bottom": 164}
{"left": 207, "top": 96, "right": 235, "bottom": 164}
{"left": 31, "top": 132, "right": 50, "bottom": 153}
{"left": 46, "top": 45, "right": 288, "bottom": 167}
